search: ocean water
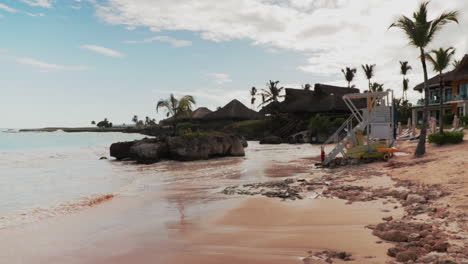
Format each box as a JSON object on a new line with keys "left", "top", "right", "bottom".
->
{"left": 0, "top": 130, "right": 147, "bottom": 227}
{"left": 0, "top": 130, "right": 321, "bottom": 230}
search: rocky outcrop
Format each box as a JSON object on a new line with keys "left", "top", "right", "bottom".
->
{"left": 110, "top": 135, "right": 245, "bottom": 164}
{"left": 110, "top": 141, "right": 135, "bottom": 160}
{"left": 259, "top": 136, "right": 282, "bottom": 145}
{"left": 130, "top": 142, "right": 168, "bottom": 164}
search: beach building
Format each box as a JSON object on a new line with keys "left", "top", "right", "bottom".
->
{"left": 204, "top": 99, "right": 261, "bottom": 121}
{"left": 261, "top": 84, "right": 362, "bottom": 118}
{"left": 411, "top": 54, "right": 468, "bottom": 124}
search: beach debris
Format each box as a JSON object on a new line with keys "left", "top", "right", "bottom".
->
{"left": 302, "top": 250, "right": 353, "bottom": 263}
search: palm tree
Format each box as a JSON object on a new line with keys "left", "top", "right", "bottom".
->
{"left": 302, "top": 83, "right": 312, "bottom": 90}
{"left": 361, "top": 64, "right": 375, "bottom": 91}
{"left": 370, "top": 82, "right": 384, "bottom": 92}
{"left": 259, "top": 80, "right": 285, "bottom": 106}
{"left": 250, "top": 87, "right": 257, "bottom": 109}
{"left": 426, "top": 47, "right": 456, "bottom": 134}
{"left": 341, "top": 67, "right": 357, "bottom": 88}
{"left": 156, "top": 94, "right": 196, "bottom": 135}
{"left": 399, "top": 61, "right": 412, "bottom": 100}
{"left": 132, "top": 115, "right": 138, "bottom": 125}
{"left": 389, "top": 1, "right": 459, "bottom": 157}
{"left": 91, "top": 120, "right": 96, "bottom": 125}
{"left": 452, "top": 59, "right": 461, "bottom": 69}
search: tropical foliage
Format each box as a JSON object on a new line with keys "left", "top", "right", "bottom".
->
{"left": 341, "top": 67, "right": 357, "bottom": 88}
{"left": 362, "top": 64, "right": 375, "bottom": 90}
{"left": 156, "top": 94, "right": 196, "bottom": 119}
{"left": 426, "top": 47, "right": 456, "bottom": 134}
{"left": 428, "top": 131, "right": 464, "bottom": 145}
{"left": 399, "top": 61, "right": 412, "bottom": 100}
{"left": 370, "top": 82, "right": 384, "bottom": 92}
{"left": 260, "top": 80, "right": 285, "bottom": 106}
{"left": 390, "top": 1, "right": 459, "bottom": 156}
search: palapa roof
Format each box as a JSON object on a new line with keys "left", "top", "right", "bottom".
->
{"left": 414, "top": 54, "right": 468, "bottom": 91}
{"left": 204, "top": 99, "right": 260, "bottom": 120}
{"left": 190, "top": 107, "right": 213, "bottom": 119}
{"left": 262, "top": 84, "right": 361, "bottom": 114}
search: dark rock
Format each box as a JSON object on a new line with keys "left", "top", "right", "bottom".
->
{"left": 110, "top": 141, "right": 135, "bottom": 160}
{"left": 376, "top": 230, "right": 409, "bottom": 242}
{"left": 259, "top": 136, "right": 282, "bottom": 145}
{"left": 99, "top": 157, "right": 107, "bottom": 160}
{"left": 406, "top": 194, "right": 426, "bottom": 204}
{"left": 240, "top": 137, "right": 248, "bottom": 148}
{"left": 130, "top": 142, "right": 168, "bottom": 164}
{"left": 383, "top": 216, "right": 393, "bottom": 221}
{"left": 167, "top": 135, "right": 245, "bottom": 161}
{"left": 387, "top": 247, "right": 405, "bottom": 257}
{"left": 396, "top": 250, "right": 418, "bottom": 262}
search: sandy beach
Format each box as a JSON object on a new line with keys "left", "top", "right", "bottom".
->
{"left": 1, "top": 137, "right": 467, "bottom": 264}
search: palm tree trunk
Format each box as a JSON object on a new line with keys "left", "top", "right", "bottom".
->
{"left": 415, "top": 47, "right": 429, "bottom": 157}
{"left": 439, "top": 74, "right": 444, "bottom": 134}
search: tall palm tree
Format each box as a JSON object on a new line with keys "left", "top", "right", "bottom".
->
{"left": 389, "top": 1, "right": 459, "bottom": 157}
{"left": 259, "top": 80, "right": 285, "bottom": 106}
{"left": 132, "top": 115, "right": 138, "bottom": 125}
{"left": 362, "top": 64, "right": 375, "bottom": 91}
{"left": 399, "top": 61, "right": 412, "bottom": 100}
{"left": 426, "top": 47, "right": 456, "bottom": 134}
{"left": 156, "top": 94, "right": 196, "bottom": 135}
{"left": 370, "top": 82, "right": 384, "bottom": 92}
{"left": 250, "top": 87, "right": 257, "bottom": 109}
{"left": 341, "top": 67, "right": 357, "bottom": 88}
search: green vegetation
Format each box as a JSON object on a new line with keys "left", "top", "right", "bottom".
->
{"left": 390, "top": 1, "right": 459, "bottom": 156}
{"left": 460, "top": 116, "right": 468, "bottom": 126}
{"left": 399, "top": 61, "right": 412, "bottom": 100}
{"left": 180, "top": 130, "right": 225, "bottom": 138}
{"left": 97, "top": 118, "right": 112, "bottom": 128}
{"left": 428, "top": 131, "right": 464, "bottom": 145}
{"left": 157, "top": 93, "right": 196, "bottom": 135}
{"left": 361, "top": 64, "right": 375, "bottom": 91}
{"left": 259, "top": 80, "right": 285, "bottom": 106}
{"left": 308, "top": 114, "right": 345, "bottom": 133}
{"left": 443, "top": 113, "right": 454, "bottom": 125}
{"left": 222, "top": 120, "right": 267, "bottom": 140}
{"left": 341, "top": 67, "right": 357, "bottom": 88}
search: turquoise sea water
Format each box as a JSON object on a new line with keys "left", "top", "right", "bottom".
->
{"left": 0, "top": 130, "right": 147, "bottom": 227}
{"left": 0, "top": 129, "right": 145, "bottom": 152}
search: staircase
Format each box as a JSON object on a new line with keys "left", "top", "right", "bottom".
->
{"left": 322, "top": 117, "right": 369, "bottom": 165}
{"left": 277, "top": 119, "right": 301, "bottom": 138}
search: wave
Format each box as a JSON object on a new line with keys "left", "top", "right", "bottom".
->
{"left": 0, "top": 194, "right": 115, "bottom": 229}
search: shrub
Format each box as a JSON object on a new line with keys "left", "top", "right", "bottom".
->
{"left": 222, "top": 120, "right": 267, "bottom": 139}
{"left": 332, "top": 117, "right": 346, "bottom": 128}
{"left": 428, "top": 131, "right": 464, "bottom": 145}
{"left": 176, "top": 122, "right": 200, "bottom": 135}
{"left": 443, "top": 113, "right": 454, "bottom": 125}
{"left": 460, "top": 115, "right": 468, "bottom": 125}
{"left": 308, "top": 114, "right": 331, "bottom": 132}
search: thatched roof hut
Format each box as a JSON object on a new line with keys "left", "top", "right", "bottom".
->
{"left": 261, "top": 84, "right": 361, "bottom": 115}
{"left": 204, "top": 99, "right": 260, "bottom": 120}
{"left": 190, "top": 107, "right": 213, "bottom": 119}
{"left": 414, "top": 54, "right": 468, "bottom": 91}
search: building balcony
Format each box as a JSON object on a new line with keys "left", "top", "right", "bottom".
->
{"left": 447, "top": 94, "right": 468, "bottom": 102}
{"left": 416, "top": 95, "right": 468, "bottom": 106}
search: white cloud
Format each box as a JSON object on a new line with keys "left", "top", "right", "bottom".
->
{"left": 207, "top": 73, "right": 232, "bottom": 85}
{"left": 20, "top": 0, "right": 54, "bottom": 8}
{"left": 80, "top": 45, "right": 125, "bottom": 58}
{"left": 4, "top": 56, "right": 89, "bottom": 72}
{"left": 0, "top": 4, "right": 18, "bottom": 13}
{"left": 96, "top": 0, "right": 468, "bottom": 103}
{"left": 124, "top": 36, "right": 192, "bottom": 47}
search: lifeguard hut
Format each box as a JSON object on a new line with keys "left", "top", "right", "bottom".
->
{"left": 321, "top": 90, "right": 396, "bottom": 166}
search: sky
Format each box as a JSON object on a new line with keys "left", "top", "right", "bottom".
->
{"left": 0, "top": 0, "right": 467, "bottom": 128}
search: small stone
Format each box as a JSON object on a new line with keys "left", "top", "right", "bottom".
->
{"left": 99, "top": 157, "right": 108, "bottom": 160}
{"left": 395, "top": 251, "right": 418, "bottom": 262}
{"left": 406, "top": 194, "right": 426, "bottom": 204}
{"left": 383, "top": 216, "right": 393, "bottom": 221}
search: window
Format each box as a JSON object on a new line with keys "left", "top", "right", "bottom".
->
{"left": 444, "top": 88, "right": 452, "bottom": 101}
{"left": 460, "top": 83, "right": 468, "bottom": 98}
